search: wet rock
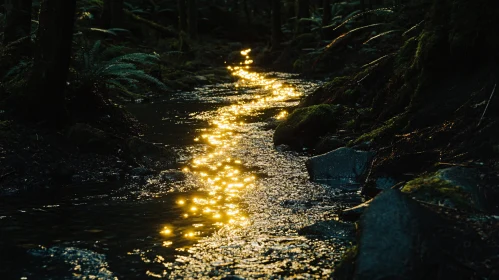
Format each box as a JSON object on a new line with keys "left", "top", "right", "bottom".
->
{"left": 131, "top": 167, "right": 153, "bottom": 176}
{"left": 313, "top": 136, "right": 346, "bottom": 155}
{"left": 273, "top": 104, "right": 341, "bottom": 150}
{"left": 298, "top": 220, "right": 355, "bottom": 240}
{"left": 375, "top": 177, "right": 397, "bottom": 190}
{"left": 275, "top": 144, "right": 292, "bottom": 152}
{"left": 29, "top": 246, "right": 115, "bottom": 279}
{"left": 159, "top": 169, "right": 186, "bottom": 182}
{"left": 401, "top": 167, "right": 487, "bottom": 211}
{"left": 124, "top": 137, "right": 177, "bottom": 167}
{"left": 305, "top": 147, "right": 375, "bottom": 188}
{"left": 67, "top": 123, "right": 117, "bottom": 154}
{"left": 221, "top": 276, "right": 245, "bottom": 280}
{"left": 194, "top": 75, "right": 209, "bottom": 82}
{"left": 354, "top": 189, "right": 442, "bottom": 280}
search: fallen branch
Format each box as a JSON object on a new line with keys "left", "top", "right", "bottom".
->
{"left": 125, "top": 10, "right": 178, "bottom": 38}
{"left": 477, "top": 83, "right": 496, "bottom": 127}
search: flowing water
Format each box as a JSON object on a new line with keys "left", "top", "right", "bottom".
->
{"left": 0, "top": 50, "right": 357, "bottom": 279}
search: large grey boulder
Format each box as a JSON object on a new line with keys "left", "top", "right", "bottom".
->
{"left": 354, "top": 189, "right": 441, "bottom": 280}
{"left": 305, "top": 147, "right": 374, "bottom": 188}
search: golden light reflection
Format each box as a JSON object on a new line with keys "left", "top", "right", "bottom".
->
{"left": 160, "top": 226, "right": 172, "bottom": 235}
{"left": 169, "top": 48, "right": 302, "bottom": 241}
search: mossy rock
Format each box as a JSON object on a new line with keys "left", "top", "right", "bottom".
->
{"left": 332, "top": 245, "right": 358, "bottom": 280}
{"left": 125, "top": 136, "right": 176, "bottom": 161}
{"left": 401, "top": 167, "right": 485, "bottom": 211}
{"left": 273, "top": 104, "right": 341, "bottom": 149}
{"left": 350, "top": 113, "right": 406, "bottom": 146}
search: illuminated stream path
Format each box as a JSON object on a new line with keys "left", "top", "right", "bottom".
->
{"left": 0, "top": 50, "right": 355, "bottom": 279}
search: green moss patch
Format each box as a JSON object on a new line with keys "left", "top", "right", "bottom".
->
{"left": 273, "top": 104, "right": 341, "bottom": 149}
{"left": 401, "top": 175, "right": 474, "bottom": 210}
{"left": 351, "top": 114, "right": 406, "bottom": 145}
{"left": 332, "top": 245, "right": 358, "bottom": 280}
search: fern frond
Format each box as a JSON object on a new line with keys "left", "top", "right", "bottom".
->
{"left": 363, "top": 30, "right": 402, "bottom": 45}
{"left": 325, "top": 8, "right": 394, "bottom": 31}
{"left": 88, "top": 28, "right": 117, "bottom": 36}
{"left": 402, "top": 20, "right": 424, "bottom": 37}
{"left": 3, "top": 60, "right": 33, "bottom": 80}
{"left": 109, "top": 53, "right": 159, "bottom": 65}
{"left": 106, "top": 80, "right": 143, "bottom": 98}
{"left": 89, "top": 40, "right": 101, "bottom": 60}
{"left": 326, "top": 23, "right": 385, "bottom": 49}
{"left": 118, "top": 70, "right": 166, "bottom": 90}
{"left": 98, "top": 63, "right": 137, "bottom": 75}
{"left": 361, "top": 53, "right": 395, "bottom": 68}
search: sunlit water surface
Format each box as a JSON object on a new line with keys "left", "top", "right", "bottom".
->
{"left": 0, "top": 50, "right": 355, "bottom": 279}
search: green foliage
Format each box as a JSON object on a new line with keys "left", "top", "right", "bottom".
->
{"left": 401, "top": 175, "right": 473, "bottom": 210}
{"left": 1, "top": 59, "right": 33, "bottom": 93}
{"left": 274, "top": 104, "right": 341, "bottom": 148}
{"left": 351, "top": 113, "right": 406, "bottom": 145}
{"left": 72, "top": 40, "right": 167, "bottom": 97}
{"left": 77, "top": 0, "right": 104, "bottom": 15}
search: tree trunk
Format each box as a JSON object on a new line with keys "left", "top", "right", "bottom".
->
{"left": 3, "top": 0, "right": 32, "bottom": 46}
{"left": 101, "top": 0, "right": 123, "bottom": 28}
{"left": 177, "top": 0, "right": 187, "bottom": 32}
{"left": 322, "top": 0, "right": 331, "bottom": 26}
{"left": 110, "top": 0, "right": 124, "bottom": 27}
{"left": 187, "top": 0, "right": 197, "bottom": 39}
{"left": 271, "top": 0, "right": 281, "bottom": 49}
{"left": 296, "top": 0, "right": 309, "bottom": 19}
{"left": 28, "top": 0, "right": 76, "bottom": 126}
{"left": 242, "top": 0, "right": 252, "bottom": 25}
{"left": 231, "top": 0, "right": 239, "bottom": 14}
{"left": 295, "top": 0, "right": 310, "bottom": 34}
{"left": 101, "top": 0, "right": 111, "bottom": 28}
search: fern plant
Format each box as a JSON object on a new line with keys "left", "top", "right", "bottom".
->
{"left": 72, "top": 40, "right": 167, "bottom": 98}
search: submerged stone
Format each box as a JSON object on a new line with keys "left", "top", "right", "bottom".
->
{"left": 305, "top": 147, "right": 374, "bottom": 188}
{"left": 298, "top": 220, "right": 355, "bottom": 240}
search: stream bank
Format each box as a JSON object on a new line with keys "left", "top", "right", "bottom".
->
{"left": 269, "top": 0, "right": 499, "bottom": 278}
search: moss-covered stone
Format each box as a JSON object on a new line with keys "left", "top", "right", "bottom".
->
{"left": 351, "top": 114, "right": 406, "bottom": 145}
{"left": 401, "top": 167, "right": 485, "bottom": 211}
{"left": 273, "top": 104, "right": 340, "bottom": 149}
{"left": 332, "top": 245, "right": 358, "bottom": 280}
{"left": 402, "top": 177, "right": 470, "bottom": 209}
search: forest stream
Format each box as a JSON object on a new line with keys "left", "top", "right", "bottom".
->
{"left": 0, "top": 50, "right": 357, "bottom": 279}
